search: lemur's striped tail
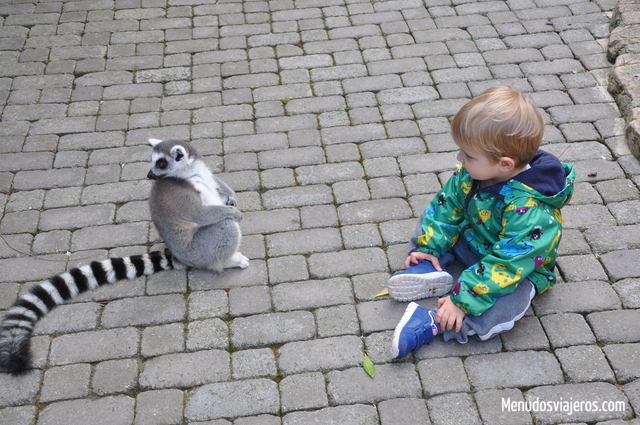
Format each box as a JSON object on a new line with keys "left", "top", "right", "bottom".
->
{"left": 0, "top": 250, "right": 175, "bottom": 376}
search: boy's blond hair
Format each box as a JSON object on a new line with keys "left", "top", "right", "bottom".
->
{"left": 451, "top": 86, "right": 544, "bottom": 166}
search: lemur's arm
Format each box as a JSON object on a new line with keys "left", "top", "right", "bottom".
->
{"left": 214, "top": 175, "right": 237, "bottom": 206}
{"left": 185, "top": 204, "right": 242, "bottom": 227}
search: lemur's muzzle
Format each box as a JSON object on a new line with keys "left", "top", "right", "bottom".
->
{"left": 147, "top": 170, "right": 161, "bottom": 180}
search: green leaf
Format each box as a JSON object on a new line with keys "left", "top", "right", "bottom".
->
{"left": 373, "top": 288, "right": 389, "bottom": 298}
{"left": 363, "top": 353, "right": 376, "bottom": 378}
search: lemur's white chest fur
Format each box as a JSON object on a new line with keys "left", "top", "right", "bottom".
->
{"left": 187, "top": 161, "right": 224, "bottom": 206}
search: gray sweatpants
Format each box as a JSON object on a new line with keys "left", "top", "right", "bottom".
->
{"left": 438, "top": 240, "right": 537, "bottom": 344}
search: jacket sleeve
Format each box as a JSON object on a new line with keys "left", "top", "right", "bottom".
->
{"left": 449, "top": 199, "right": 563, "bottom": 316}
{"left": 409, "top": 167, "right": 469, "bottom": 258}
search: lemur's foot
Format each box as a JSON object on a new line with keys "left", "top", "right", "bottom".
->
{"left": 226, "top": 252, "right": 249, "bottom": 269}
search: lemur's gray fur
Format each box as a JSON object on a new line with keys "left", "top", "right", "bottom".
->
{"left": 147, "top": 138, "right": 248, "bottom": 271}
{"left": 0, "top": 139, "right": 247, "bottom": 376}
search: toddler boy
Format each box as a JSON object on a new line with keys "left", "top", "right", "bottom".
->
{"left": 390, "top": 86, "right": 575, "bottom": 358}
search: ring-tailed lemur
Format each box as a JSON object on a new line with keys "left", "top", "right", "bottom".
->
{"left": 0, "top": 139, "right": 248, "bottom": 376}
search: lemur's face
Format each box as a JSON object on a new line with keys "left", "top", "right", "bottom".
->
{"left": 147, "top": 138, "right": 194, "bottom": 180}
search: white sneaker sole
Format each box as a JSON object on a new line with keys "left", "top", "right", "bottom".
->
{"left": 388, "top": 271, "right": 454, "bottom": 301}
{"left": 390, "top": 302, "right": 420, "bottom": 359}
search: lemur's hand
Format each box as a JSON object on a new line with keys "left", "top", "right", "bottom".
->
{"left": 223, "top": 195, "right": 237, "bottom": 207}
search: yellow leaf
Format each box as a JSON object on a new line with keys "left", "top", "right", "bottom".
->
{"left": 374, "top": 288, "right": 389, "bottom": 298}
{"left": 363, "top": 353, "right": 376, "bottom": 378}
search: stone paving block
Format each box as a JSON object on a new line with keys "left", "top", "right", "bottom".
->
{"left": 623, "top": 379, "right": 640, "bottom": 416}
{"left": 556, "top": 345, "right": 616, "bottom": 384}
{"left": 233, "top": 415, "right": 280, "bottom": 425}
{"left": 140, "top": 350, "right": 230, "bottom": 390}
{"left": 185, "top": 379, "right": 279, "bottom": 422}
{"left": 398, "top": 152, "right": 459, "bottom": 175}
{"left": 540, "top": 313, "right": 597, "bottom": 349}
{"left": 377, "top": 398, "right": 430, "bottom": 425}
{"left": 595, "top": 179, "right": 638, "bottom": 204}
{"left": 101, "top": 294, "right": 186, "bottom": 328}
{"left": 146, "top": 269, "right": 187, "bottom": 295}
{"left": 337, "top": 199, "right": 412, "bottom": 225}
{"left": 0, "top": 209, "right": 39, "bottom": 234}
{"left": 316, "top": 304, "right": 360, "bottom": 337}
{"left": 231, "top": 348, "right": 277, "bottom": 380}
{"left": 37, "top": 396, "right": 136, "bottom": 425}
{"left": 341, "top": 223, "right": 383, "bottom": 249}
{"left": 262, "top": 184, "right": 332, "bottom": 209}
{"left": 0, "top": 372, "right": 41, "bottom": 407}
{"left": 231, "top": 311, "right": 315, "bottom": 349}
{"left": 71, "top": 222, "right": 149, "bottom": 250}
{"left": 256, "top": 114, "right": 317, "bottom": 134}
{"left": 271, "top": 277, "right": 352, "bottom": 311}
{"left": 93, "top": 359, "right": 139, "bottom": 396}
{"left": 600, "top": 249, "right": 640, "bottom": 280}
{"left": 569, "top": 182, "right": 603, "bottom": 205}
{"left": 321, "top": 123, "right": 386, "bottom": 145}
{"left": 266, "top": 228, "right": 342, "bottom": 257}
{"left": 241, "top": 208, "right": 300, "bottom": 235}
{"left": 135, "top": 389, "right": 184, "bottom": 425}
{"left": 228, "top": 286, "right": 271, "bottom": 317}
{"left": 296, "top": 162, "right": 364, "bottom": 185}
{"left": 308, "top": 247, "right": 388, "bottom": 279}
{"left": 357, "top": 298, "right": 425, "bottom": 334}
{"left": 608, "top": 200, "right": 640, "bottom": 225}
{"left": 141, "top": 323, "right": 184, "bottom": 358}
{"left": 584, "top": 225, "right": 640, "bottom": 252}
{"left": 500, "top": 315, "right": 550, "bottom": 351}
{"left": 282, "top": 404, "right": 378, "bottom": 425}
{"left": 279, "top": 372, "right": 329, "bottom": 413}
{"left": 360, "top": 137, "right": 426, "bottom": 159}
{"left": 0, "top": 405, "right": 36, "bottom": 425}
{"left": 524, "top": 383, "right": 632, "bottom": 425}
{"left": 587, "top": 310, "right": 640, "bottom": 344}
{"left": 418, "top": 357, "right": 470, "bottom": 396}
{"left": 532, "top": 281, "right": 621, "bottom": 315}
{"left": 475, "top": 388, "right": 533, "bottom": 425}
{"left": 547, "top": 103, "right": 622, "bottom": 124}
{"left": 187, "top": 318, "right": 228, "bottom": 351}
{"left": 613, "top": 278, "right": 640, "bottom": 308}
{"left": 189, "top": 261, "right": 268, "bottom": 290}
{"left": 278, "top": 335, "right": 362, "bottom": 375}
{"left": 33, "top": 302, "right": 101, "bottom": 335}
{"left": 557, "top": 254, "right": 608, "bottom": 282}
{"left": 562, "top": 204, "right": 617, "bottom": 229}
{"left": 267, "top": 255, "right": 309, "bottom": 284}
{"left": 327, "top": 363, "right": 422, "bottom": 405}
{"left": 557, "top": 229, "right": 593, "bottom": 256}
{"left": 427, "top": 393, "right": 482, "bottom": 425}
{"left": 50, "top": 327, "right": 139, "bottom": 366}
{"left": 39, "top": 363, "right": 91, "bottom": 403}
{"left": 13, "top": 168, "right": 86, "bottom": 191}
{"left": 465, "top": 351, "right": 564, "bottom": 391}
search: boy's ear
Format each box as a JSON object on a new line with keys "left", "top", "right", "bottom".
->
{"left": 498, "top": 157, "right": 516, "bottom": 171}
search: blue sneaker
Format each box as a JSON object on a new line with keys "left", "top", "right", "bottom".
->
{"left": 391, "top": 302, "right": 439, "bottom": 358}
{"left": 388, "top": 260, "right": 453, "bottom": 301}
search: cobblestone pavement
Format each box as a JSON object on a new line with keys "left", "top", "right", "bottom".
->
{"left": 1, "top": 0, "right": 640, "bottom": 423}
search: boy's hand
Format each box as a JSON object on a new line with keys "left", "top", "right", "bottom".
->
{"left": 405, "top": 252, "right": 444, "bottom": 270}
{"left": 436, "top": 296, "right": 465, "bottom": 332}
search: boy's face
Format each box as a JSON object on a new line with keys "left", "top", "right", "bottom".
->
{"left": 456, "top": 147, "right": 504, "bottom": 182}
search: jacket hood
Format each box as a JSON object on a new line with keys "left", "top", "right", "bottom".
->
{"left": 484, "top": 150, "right": 575, "bottom": 208}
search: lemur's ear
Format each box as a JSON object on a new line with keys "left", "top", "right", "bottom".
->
{"left": 171, "top": 145, "right": 187, "bottom": 162}
{"left": 149, "top": 138, "right": 163, "bottom": 147}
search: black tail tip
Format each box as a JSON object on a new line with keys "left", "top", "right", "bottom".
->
{"left": 0, "top": 340, "right": 34, "bottom": 376}
{"left": 0, "top": 356, "right": 33, "bottom": 376}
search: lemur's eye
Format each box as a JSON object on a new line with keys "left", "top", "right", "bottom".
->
{"left": 156, "top": 159, "right": 167, "bottom": 169}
